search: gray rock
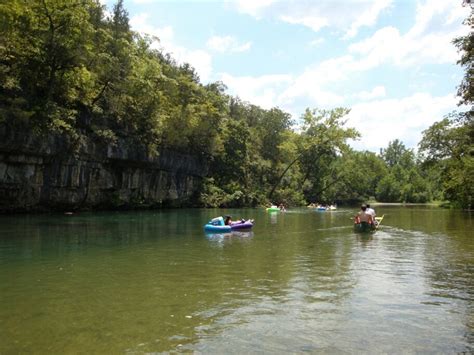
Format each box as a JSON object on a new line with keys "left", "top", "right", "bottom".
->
{"left": 0, "top": 125, "right": 208, "bottom": 212}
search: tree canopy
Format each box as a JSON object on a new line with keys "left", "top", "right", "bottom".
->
{"left": 0, "top": 0, "right": 471, "bottom": 209}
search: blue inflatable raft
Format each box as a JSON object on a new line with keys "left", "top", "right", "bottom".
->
{"left": 204, "top": 216, "right": 232, "bottom": 233}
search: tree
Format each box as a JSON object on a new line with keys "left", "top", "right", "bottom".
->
{"left": 419, "top": 113, "right": 473, "bottom": 208}
{"left": 380, "top": 139, "right": 412, "bottom": 168}
{"left": 330, "top": 150, "right": 388, "bottom": 202}
{"left": 416, "top": 9, "right": 474, "bottom": 209}
{"left": 376, "top": 139, "right": 433, "bottom": 202}
{"left": 376, "top": 173, "right": 402, "bottom": 202}
{"left": 268, "top": 108, "right": 359, "bottom": 201}
{"left": 453, "top": 10, "right": 473, "bottom": 109}
{"left": 0, "top": 0, "right": 100, "bottom": 135}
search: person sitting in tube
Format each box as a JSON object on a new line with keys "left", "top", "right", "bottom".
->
{"left": 224, "top": 215, "right": 232, "bottom": 225}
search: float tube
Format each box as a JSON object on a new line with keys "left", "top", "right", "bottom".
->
{"left": 266, "top": 206, "right": 280, "bottom": 212}
{"left": 204, "top": 216, "right": 231, "bottom": 233}
{"left": 230, "top": 219, "right": 254, "bottom": 230}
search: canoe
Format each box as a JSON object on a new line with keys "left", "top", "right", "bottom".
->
{"left": 230, "top": 219, "right": 254, "bottom": 230}
{"left": 354, "top": 215, "right": 384, "bottom": 233}
{"left": 354, "top": 222, "right": 376, "bottom": 233}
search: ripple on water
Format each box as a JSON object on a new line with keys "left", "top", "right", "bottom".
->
{"left": 1, "top": 208, "right": 473, "bottom": 353}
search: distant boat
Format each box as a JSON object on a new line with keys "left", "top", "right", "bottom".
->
{"left": 315, "top": 205, "right": 336, "bottom": 211}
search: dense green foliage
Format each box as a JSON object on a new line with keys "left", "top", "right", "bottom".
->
{"left": 0, "top": 0, "right": 224, "bottom": 155}
{"left": 418, "top": 11, "right": 473, "bottom": 209}
{"left": 0, "top": 0, "right": 471, "bottom": 208}
{"left": 419, "top": 113, "right": 473, "bottom": 209}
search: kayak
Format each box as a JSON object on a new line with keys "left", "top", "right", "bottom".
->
{"left": 230, "top": 219, "right": 254, "bottom": 230}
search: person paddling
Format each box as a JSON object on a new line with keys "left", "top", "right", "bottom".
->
{"left": 366, "top": 203, "right": 376, "bottom": 224}
{"left": 355, "top": 204, "right": 374, "bottom": 225}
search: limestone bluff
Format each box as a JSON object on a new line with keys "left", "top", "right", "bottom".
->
{"left": 0, "top": 125, "right": 208, "bottom": 213}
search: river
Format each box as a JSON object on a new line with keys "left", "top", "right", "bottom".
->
{"left": 0, "top": 206, "right": 472, "bottom": 353}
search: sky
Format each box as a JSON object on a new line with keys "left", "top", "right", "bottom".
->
{"left": 102, "top": 0, "right": 471, "bottom": 152}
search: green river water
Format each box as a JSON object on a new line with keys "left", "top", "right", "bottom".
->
{"left": 0, "top": 206, "right": 473, "bottom": 353}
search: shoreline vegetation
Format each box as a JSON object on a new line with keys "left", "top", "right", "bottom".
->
{"left": 0, "top": 1, "right": 472, "bottom": 213}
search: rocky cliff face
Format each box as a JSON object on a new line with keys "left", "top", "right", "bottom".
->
{"left": 0, "top": 125, "right": 208, "bottom": 212}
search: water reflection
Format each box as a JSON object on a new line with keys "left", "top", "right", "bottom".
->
{"left": 270, "top": 213, "right": 278, "bottom": 224}
{"left": 205, "top": 231, "right": 254, "bottom": 244}
{"left": 0, "top": 207, "right": 473, "bottom": 353}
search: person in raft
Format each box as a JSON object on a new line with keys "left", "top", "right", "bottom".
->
{"left": 225, "top": 215, "right": 247, "bottom": 225}
{"left": 355, "top": 204, "right": 374, "bottom": 225}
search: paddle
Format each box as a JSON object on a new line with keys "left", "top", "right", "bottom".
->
{"left": 374, "top": 215, "right": 384, "bottom": 228}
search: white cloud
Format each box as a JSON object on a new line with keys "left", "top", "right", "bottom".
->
{"left": 130, "top": 13, "right": 174, "bottom": 42}
{"left": 278, "top": 0, "right": 469, "bottom": 108}
{"left": 353, "top": 86, "right": 386, "bottom": 100}
{"left": 129, "top": 13, "right": 213, "bottom": 82}
{"left": 280, "top": 13, "right": 329, "bottom": 33}
{"left": 220, "top": 73, "right": 293, "bottom": 109}
{"left": 233, "top": 0, "right": 392, "bottom": 38}
{"left": 409, "top": 0, "right": 466, "bottom": 37}
{"left": 206, "top": 35, "right": 252, "bottom": 53}
{"left": 309, "top": 38, "right": 325, "bottom": 47}
{"left": 232, "top": 0, "right": 277, "bottom": 18}
{"left": 344, "top": 0, "right": 392, "bottom": 39}
{"left": 279, "top": 55, "right": 357, "bottom": 107}
{"left": 349, "top": 26, "right": 464, "bottom": 68}
{"left": 349, "top": 0, "right": 470, "bottom": 67}
{"left": 347, "top": 93, "right": 457, "bottom": 151}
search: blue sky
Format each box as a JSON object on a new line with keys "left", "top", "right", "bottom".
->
{"left": 102, "top": 0, "right": 471, "bottom": 152}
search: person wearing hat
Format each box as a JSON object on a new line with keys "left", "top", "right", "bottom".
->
{"left": 355, "top": 204, "right": 374, "bottom": 225}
